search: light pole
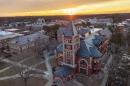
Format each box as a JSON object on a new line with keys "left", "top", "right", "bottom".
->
{"left": 20, "top": 68, "right": 30, "bottom": 86}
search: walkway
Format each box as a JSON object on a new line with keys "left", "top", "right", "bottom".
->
{"left": 100, "top": 54, "right": 113, "bottom": 86}
{"left": 44, "top": 51, "right": 53, "bottom": 86}
{"left": 0, "top": 56, "right": 33, "bottom": 74}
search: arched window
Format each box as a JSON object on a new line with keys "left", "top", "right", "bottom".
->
{"left": 53, "top": 77, "right": 64, "bottom": 86}
{"left": 80, "top": 60, "right": 87, "bottom": 67}
{"left": 79, "top": 59, "right": 88, "bottom": 75}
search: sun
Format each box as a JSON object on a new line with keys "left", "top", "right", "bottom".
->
{"left": 61, "top": 8, "right": 78, "bottom": 15}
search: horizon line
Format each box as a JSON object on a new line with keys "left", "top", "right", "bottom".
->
{"left": 0, "top": 12, "right": 129, "bottom": 18}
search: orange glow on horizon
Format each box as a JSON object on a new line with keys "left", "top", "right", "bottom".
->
{"left": 0, "top": 0, "right": 130, "bottom": 17}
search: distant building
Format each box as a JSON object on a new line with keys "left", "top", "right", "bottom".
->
{"left": 53, "top": 21, "right": 111, "bottom": 86}
{"left": 116, "top": 23, "right": 125, "bottom": 33}
{"left": 0, "top": 30, "right": 22, "bottom": 51}
{"left": 88, "top": 18, "right": 113, "bottom": 26}
{"left": 26, "top": 18, "right": 46, "bottom": 31}
{"left": 9, "top": 31, "right": 49, "bottom": 58}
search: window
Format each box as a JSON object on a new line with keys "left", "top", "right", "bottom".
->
{"left": 66, "top": 58, "right": 72, "bottom": 64}
{"left": 68, "top": 40, "right": 72, "bottom": 43}
{"left": 64, "top": 39, "right": 68, "bottom": 43}
{"left": 80, "top": 60, "right": 87, "bottom": 68}
{"left": 65, "top": 51, "right": 73, "bottom": 58}
{"left": 64, "top": 39, "right": 72, "bottom": 44}
{"left": 80, "top": 60, "right": 86, "bottom": 65}
{"left": 22, "top": 45, "right": 27, "bottom": 50}
{"left": 58, "top": 56, "right": 63, "bottom": 63}
{"left": 74, "top": 44, "right": 79, "bottom": 49}
{"left": 65, "top": 45, "right": 72, "bottom": 50}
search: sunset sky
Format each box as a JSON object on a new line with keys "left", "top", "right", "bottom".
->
{"left": 0, "top": 0, "right": 130, "bottom": 16}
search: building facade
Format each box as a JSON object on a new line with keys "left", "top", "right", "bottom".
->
{"left": 9, "top": 31, "right": 49, "bottom": 58}
{"left": 53, "top": 21, "right": 111, "bottom": 86}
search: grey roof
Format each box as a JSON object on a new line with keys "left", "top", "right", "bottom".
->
{"left": 99, "top": 28, "right": 112, "bottom": 38}
{"left": 0, "top": 31, "right": 23, "bottom": 40}
{"left": 78, "top": 34, "right": 104, "bottom": 58}
{"left": 10, "top": 32, "right": 48, "bottom": 46}
{"left": 78, "top": 28, "right": 90, "bottom": 35}
{"left": 77, "top": 40, "right": 102, "bottom": 58}
{"left": 54, "top": 65, "right": 73, "bottom": 77}
{"left": 57, "top": 21, "right": 78, "bottom": 36}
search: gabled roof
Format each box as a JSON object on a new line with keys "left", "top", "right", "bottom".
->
{"left": 93, "top": 35, "right": 104, "bottom": 45}
{"left": 54, "top": 65, "right": 73, "bottom": 77}
{"left": 92, "top": 39, "right": 101, "bottom": 45}
{"left": 89, "top": 46, "right": 102, "bottom": 57}
{"left": 77, "top": 40, "right": 91, "bottom": 57}
{"left": 77, "top": 40, "right": 102, "bottom": 58}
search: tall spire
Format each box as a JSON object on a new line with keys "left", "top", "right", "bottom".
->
{"left": 71, "top": 21, "right": 78, "bottom": 36}
{"left": 67, "top": 21, "right": 78, "bottom": 36}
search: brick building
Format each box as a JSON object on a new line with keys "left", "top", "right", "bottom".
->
{"left": 53, "top": 21, "right": 111, "bottom": 86}
{"left": 9, "top": 31, "right": 49, "bottom": 58}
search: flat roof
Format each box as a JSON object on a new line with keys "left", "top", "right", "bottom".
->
{"left": 10, "top": 32, "right": 49, "bottom": 45}
{"left": 0, "top": 31, "right": 23, "bottom": 40}
{"left": 5, "top": 28, "right": 19, "bottom": 32}
{"left": 91, "top": 28, "right": 102, "bottom": 34}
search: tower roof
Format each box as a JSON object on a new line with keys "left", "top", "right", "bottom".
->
{"left": 57, "top": 21, "right": 78, "bottom": 36}
{"left": 66, "top": 21, "right": 78, "bottom": 36}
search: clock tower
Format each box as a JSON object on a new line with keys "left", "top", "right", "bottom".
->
{"left": 62, "top": 21, "right": 80, "bottom": 68}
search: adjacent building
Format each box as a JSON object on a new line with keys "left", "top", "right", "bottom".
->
{"left": 26, "top": 18, "right": 46, "bottom": 32}
{"left": 9, "top": 31, "right": 49, "bottom": 58}
{"left": 0, "top": 30, "right": 23, "bottom": 53}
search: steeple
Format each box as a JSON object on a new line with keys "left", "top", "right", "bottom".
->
{"left": 68, "top": 21, "right": 78, "bottom": 36}
{"left": 63, "top": 21, "right": 78, "bottom": 36}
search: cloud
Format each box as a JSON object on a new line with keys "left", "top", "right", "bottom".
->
{"left": 0, "top": 0, "right": 115, "bottom": 12}
{"left": 0, "top": 0, "right": 129, "bottom": 16}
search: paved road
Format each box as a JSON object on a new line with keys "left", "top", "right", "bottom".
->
{"left": 100, "top": 55, "right": 113, "bottom": 86}
{"left": 44, "top": 51, "right": 53, "bottom": 86}
{"left": 73, "top": 80, "right": 84, "bottom": 86}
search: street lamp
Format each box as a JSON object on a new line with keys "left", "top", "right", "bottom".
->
{"left": 20, "top": 68, "right": 30, "bottom": 86}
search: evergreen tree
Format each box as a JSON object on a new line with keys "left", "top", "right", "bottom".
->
{"left": 110, "top": 32, "right": 124, "bottom": 46}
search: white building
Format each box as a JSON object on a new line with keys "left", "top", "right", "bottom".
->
{"left": 9, "top": 31, "right": 49, "bottom": 54}
{"left": 0, "top": 30, "right": 23, "bottom": 50}
{"left": 26, "top": 18, "right": 47, "bottom": 31}
{"left": 88, "top": 18, "right": 113, "bottom": 26}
